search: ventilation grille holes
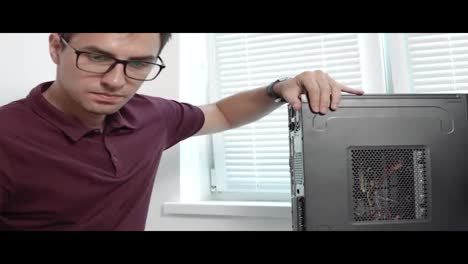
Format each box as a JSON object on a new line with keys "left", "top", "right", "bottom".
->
{"left": 294, "top": 152, "right": 304, "bottom": 183}
{"left": 351, "top": 147, "right": 429, "bottom": 223}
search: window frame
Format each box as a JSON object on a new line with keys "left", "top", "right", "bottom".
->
{"left": 205, "top": 33, "right": 387, "bottom": 202}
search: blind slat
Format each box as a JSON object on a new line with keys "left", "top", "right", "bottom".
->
{"left": 212, "top": 33, "right": 363, "bottom": 193}
{"left": 407, "top": 33, "right": 468, "bottom": 93}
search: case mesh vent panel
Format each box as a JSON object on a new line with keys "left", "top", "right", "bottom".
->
{"left": 351, "top": 147, "right": 429, "bottom": 223}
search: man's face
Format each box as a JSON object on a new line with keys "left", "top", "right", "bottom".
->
{"left": 50, "top": 33, "right": 161, "bottom": 115}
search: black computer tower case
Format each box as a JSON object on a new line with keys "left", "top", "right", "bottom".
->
{"left": 289, "top": 94, "right": 468, "bottom": 231}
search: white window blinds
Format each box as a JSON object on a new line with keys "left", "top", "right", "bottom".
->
{"left": 406, "top": 33, "right": 468, "bottom": 93}
{"left": 210, "top": 33, "right": 365, "bottom": 197}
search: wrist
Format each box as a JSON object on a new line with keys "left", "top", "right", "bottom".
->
{"left": 266, "top": 77, "right": 291, "bottom": 102}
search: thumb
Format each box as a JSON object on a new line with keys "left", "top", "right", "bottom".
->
{"left": 283, "top": 94, "right": 302, "bottom": 111}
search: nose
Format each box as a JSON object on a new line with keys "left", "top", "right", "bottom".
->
{"left": 100, "top": 63, "right": 126, "bottom": 91}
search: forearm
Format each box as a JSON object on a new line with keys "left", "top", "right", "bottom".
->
{"left": 216, "top": 86, "right": 284, "bottom": 129}
{"left": 196, "top": 71, "right": 364, "bottom": 136}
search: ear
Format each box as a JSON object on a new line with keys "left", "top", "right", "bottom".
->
{"left": 49, "top": 33, "right": 62, "bottom": 65}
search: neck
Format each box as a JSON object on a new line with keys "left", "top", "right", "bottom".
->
{"left": 43, "top": 81, "right": 106, "bottom": 130}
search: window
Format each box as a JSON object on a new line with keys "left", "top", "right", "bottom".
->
{"left": 207, "top": 33, "right": 383, "bottom": 201}
{"left": 206, "top": 33, "right": 468, "bottom": 201}
{"left": 388, "top": 33, "right": 468, "bottom": 93}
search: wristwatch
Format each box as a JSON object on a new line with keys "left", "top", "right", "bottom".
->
{"left": 266, "top": 77, "right": 291, "bottom": 103}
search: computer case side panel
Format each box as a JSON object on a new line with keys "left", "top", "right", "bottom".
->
{"left": 290, "top": 94, "right": 468, "bottom": 231}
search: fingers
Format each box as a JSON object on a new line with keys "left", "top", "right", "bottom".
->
{"left": 301, "top": 77, "right": 321, "bottom": 113}
{"left": 282, "top": 93, "right": 302, "bottom": 111}
{"left": 340, "top": 82, "right": 365, "bottom": 95}
{"left": 300, "top": 71, "right": 330, "bottom": 114}
{"left": 298, "top": 71, "right": 364, "bottom": 114}
{"left": 272, "top": 78, "right": 304, "bottom": 111}
{"left": 329, "top": 77, "right": 342, "bottom": 111}
{"left": 316, "top": 74, "right": 332, "bottom": 114}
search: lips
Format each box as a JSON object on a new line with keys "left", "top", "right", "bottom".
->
{"left": 89, "top": 92, "right": 124, "bottom": 104}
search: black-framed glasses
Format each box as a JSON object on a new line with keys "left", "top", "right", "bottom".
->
{"left": 60, "top": 37, "right": 166, "bottom": 81}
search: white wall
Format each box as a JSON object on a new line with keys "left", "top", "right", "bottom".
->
{"left": 0, "top": 33, "right": 292, "bottom": 231}
{"left": 143, "top": 33, "right": 292, "bottom": 230}
{"left": 0, "top": 33, "right": 56, "bottom": 106}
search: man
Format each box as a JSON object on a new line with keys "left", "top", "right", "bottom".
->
{"left": 0, "top": 33, "right": 364, "bottom": 230}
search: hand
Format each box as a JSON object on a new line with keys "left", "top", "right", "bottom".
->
{"left": 274, "top": 70, "right": 364, "bottom": 114}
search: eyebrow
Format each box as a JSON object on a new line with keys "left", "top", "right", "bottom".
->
{"left": 79, "top": 45, "right": 156, "bottom": 62}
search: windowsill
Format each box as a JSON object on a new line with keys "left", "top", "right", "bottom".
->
{"left": 162, "top": 201, "right": 292, "bottom": 218}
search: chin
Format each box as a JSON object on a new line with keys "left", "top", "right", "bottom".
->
{"left": 87, "top": 104, "right": 124, "bottom": 115}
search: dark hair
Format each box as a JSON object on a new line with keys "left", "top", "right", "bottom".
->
{"left": 58, "top": 33, "right": 172, "bottom": 54}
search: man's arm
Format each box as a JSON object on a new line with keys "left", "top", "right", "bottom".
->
{"left": 195, "top": 70, "right": 364, "bottom": 136}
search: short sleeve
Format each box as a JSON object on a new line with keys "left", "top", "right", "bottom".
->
{"left": 163, "top": 100, "right": 205, "bottom": 150}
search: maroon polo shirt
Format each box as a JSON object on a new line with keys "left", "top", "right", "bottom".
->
{"left": 0, "top": 81, "right": 205, "bottom": 230}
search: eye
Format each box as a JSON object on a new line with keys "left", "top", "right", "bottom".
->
{"left": 128, "top": 61, "right": 149, "bottom": 69}
{"left": 88, "top": 53, "right": 112, "bottom": 62}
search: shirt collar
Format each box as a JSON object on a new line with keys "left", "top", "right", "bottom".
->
{"left": 27, "top": 81, "right": 137, "bottom": 142}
